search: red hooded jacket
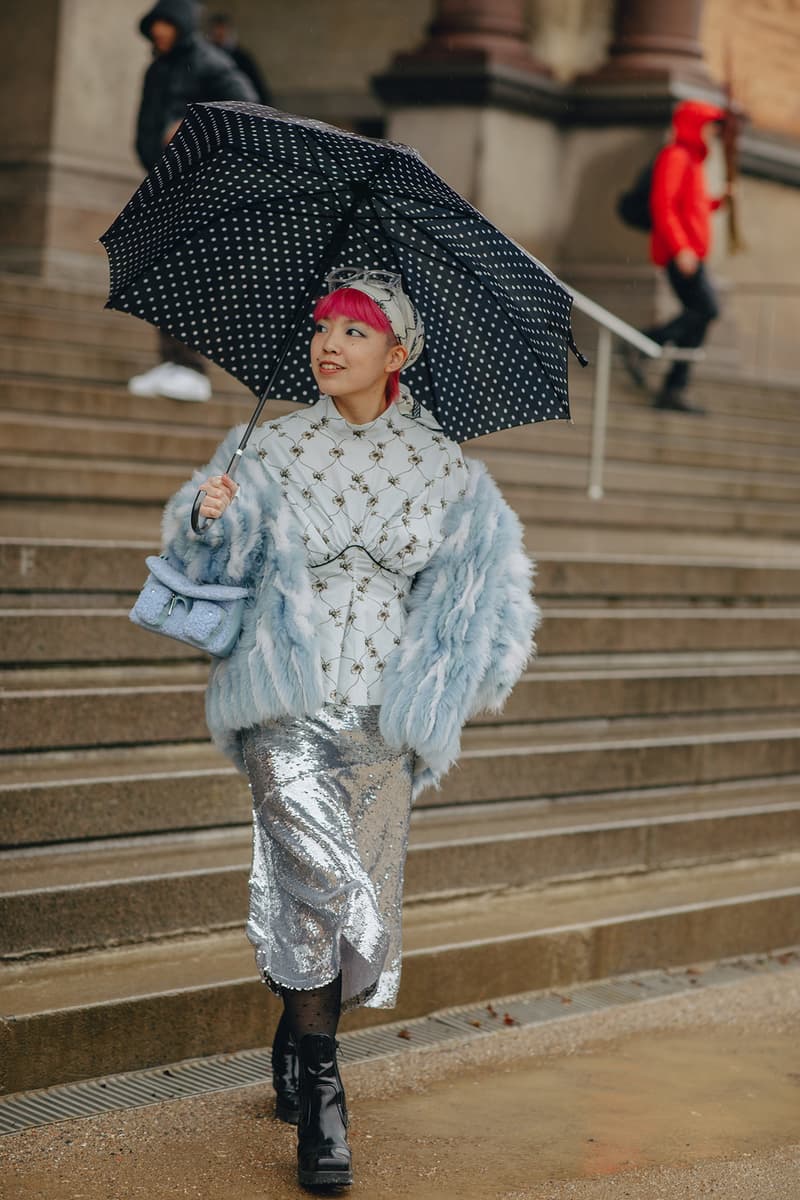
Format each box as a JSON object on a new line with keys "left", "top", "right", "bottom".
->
{"left": 649, "top": 100, "right": 726, "bottom": 267}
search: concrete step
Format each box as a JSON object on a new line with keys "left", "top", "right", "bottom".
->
{"left": 0, "top": 307, "right": 785, "bottom": 432}
{"left": 4, "top": 537, "right": 800, "bottom": 600}
{"left": 538, "top": 608, "right": 800, "bottom": 654}
{"left": 0, "top": 375, "right": 264, "bottom": 428}
{"left": 5, "top": 652, "right": 800, "bottom": 755}
{"left": 481, "top": 448, "right": 800, "bottom": 507}
{"left": 0, "top": 274, "right": 109, "bottom": 317}
{"left": 3, "top": 713, "right": 800, "bottom": 845}
{"left": 0, "top": 664, "right": 206, "bottom": 752}
{"left": 7, "top": 436, "right": 800, "bottom": 512}
{"left": 5, "top": 604, "right": 800, "bottom": 666}
{"left": 6, "top": 373, "right": 800, "bottom": 465}
{"left": 609, "top": 371, "right": 800, "bottom": 424}
{"left": 0, "top": 338, "right": 245, "bottom": 394}
{"left": 5, "top": 479, "right": 800, "bottom": 546}
{"left": 7, "top": 401, "right": 800, "bottom": 481}
{"left": 0, "top": 410, "right": 228, "bottom": 466}
{"left": 3, "top": 784, "right": 799, "bottom": 959}
{"left": 0, "top": 608, "right": 200, "bottom": 664}
{"left": 2, "top": 849, "right": 798, "bottom": 1091}
{"left": 0, "top": 304, "right": 156, "bottom": 353}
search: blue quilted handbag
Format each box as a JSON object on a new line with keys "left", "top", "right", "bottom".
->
{"left": 129, "top": 556, "right": 249, "bottom": 658}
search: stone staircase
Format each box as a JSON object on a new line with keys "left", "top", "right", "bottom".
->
{"left": 2, "top": 274, "right": 799, "bottom": 1096}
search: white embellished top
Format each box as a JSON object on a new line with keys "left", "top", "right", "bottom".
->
{"left": 255, "top": 393, "right": 468, "bottom": 706}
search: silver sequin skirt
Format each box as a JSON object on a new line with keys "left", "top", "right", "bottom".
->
{"left": 241, "top": 705, "right": 415, "bottom": 1012}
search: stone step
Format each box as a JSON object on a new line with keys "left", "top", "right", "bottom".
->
{"left": 0, "top": 608, "right": 199, "bottom": 664}
{"left": 0, "top": 376, "right": 263, "bottom": 429}
{"left": 6, "top": 482, "right": 800, "bottom": 545}
{"left": 0, "top": 274, "right": 109, "bottom": 316}
{"left": 2, "top": 713, "right": 800, "bottom": 845}
{"left": 4, "top": 652, "right": 800, "bottom": 757}
{"left": 610, "top": 372, "right": 800, "bottom": 423}
{"left": 6, "top": 374, "right": 800, "bottom": 461}
{"left": 2, "top": 342, "right": 800, "bottom": 447}
{"left": 0, "top": 338, "right": 244, "bottom": 393}
{"left": 540, "top": 399, "right": 800, "bottom": 450}
{"left": 4, "top": 604, "right": 800, "bottom": 666}
{"left": 2, "top": 850, "right": 798, "bottom": 1091}
{"left": 6, "top": 402, "right": 800, "bottom": 481}
{"left": 482, "top": 448, "right": 800, "bottom": 506}
{"left": 0, "top": 410, "right": 229, "bottom": 466}
{"left": 507, "top": 484, "right": 800, "bottom": 538}
{"left": 8, "top": 433, "right": 800, "bottom": 508}
{"left": 4, "top": 785, "right": 800, "bottom": 960}
{"left": 5, "top": 537, "right": 800, "bottom": 600}
{"left": 0, "top": 303, "right": 155, "bottom": 353}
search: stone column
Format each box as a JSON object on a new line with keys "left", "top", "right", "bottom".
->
{"left": 373, "top": 0, "right": 565, "bottom": 255}
{"left": 591, "top": 0, "right": 714, "bottom": 87}
{"left": 413, "top": 0, "right": 547, "bottom": 72}
{"left": 0, "top": 0, "right": 148, "bottom": 281}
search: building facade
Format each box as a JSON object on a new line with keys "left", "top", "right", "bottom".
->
{"left": 1, "top": 0, "right": 798, "bottom": 377}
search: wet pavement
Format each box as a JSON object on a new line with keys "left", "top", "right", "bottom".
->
{"left": 5, "top": 963, "right": 800, "bottom": 1199}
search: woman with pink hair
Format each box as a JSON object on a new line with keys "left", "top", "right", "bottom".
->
{"left": 161, "top": 267, "right": 537, "bottom": 1188}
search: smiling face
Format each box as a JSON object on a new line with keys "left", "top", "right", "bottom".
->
{"left": 310, "top": 313, "right": 407, "bottom": 404}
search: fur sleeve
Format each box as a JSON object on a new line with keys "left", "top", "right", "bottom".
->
{"left": 160, "top": 424, "right": 270, "bottom": 588}
{"left": 467, "top": 497, "right": 539, "bottom": 715}
{"left": 379, "top": 458, "right": 538, "bottom": 783}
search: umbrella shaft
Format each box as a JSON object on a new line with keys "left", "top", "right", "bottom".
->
{"left": 235, "top": 186, "right": 372, "bottom": 453}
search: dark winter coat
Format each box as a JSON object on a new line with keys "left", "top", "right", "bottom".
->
{"left": 649, "top": 100, "right": 725, "bottom": 267}
{"left": 225, "top": 44, "right": 272, "bottom": 105}
{"left": 136, "top": 0, "right": 257, "bottom": 171}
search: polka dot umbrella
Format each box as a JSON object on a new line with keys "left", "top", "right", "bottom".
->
{"left": 101, "top": 101, "right": 583, "bottom": 479}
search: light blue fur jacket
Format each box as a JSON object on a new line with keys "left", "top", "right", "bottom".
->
{"left": 162, "top": 424, "right": 539, "bottom": 798}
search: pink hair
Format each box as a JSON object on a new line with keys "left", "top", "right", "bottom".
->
{"left": 313, "top": 287, "right": 401, "bottom": 405}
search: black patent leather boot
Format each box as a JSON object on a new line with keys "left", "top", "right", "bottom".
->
{"left": 271, "top": 1012, "right": 300, "bottom": 1125}
{"left": 296, "top": 1033, "right": 352, "bottom": 1188}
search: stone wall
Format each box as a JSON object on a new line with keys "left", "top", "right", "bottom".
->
{"left": 702, "top": 0, "right": 800, "bottom": 138}
{"left": 0, "top": 0, "right": 149, "bottom": 279}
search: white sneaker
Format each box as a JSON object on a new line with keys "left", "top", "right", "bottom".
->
{"left": 127, "top": 361, "right": 211, "bottom": 402}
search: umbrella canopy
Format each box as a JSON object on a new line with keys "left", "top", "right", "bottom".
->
{"left": 101, "top": 101, "right": 578, "bottom": 444}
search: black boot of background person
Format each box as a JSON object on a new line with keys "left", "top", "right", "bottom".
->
{"left": 272, "top": 1012, "right": 300, "bottom": 1125}
{"left": 652, "top": 385, "right": 706, "bottom": 415}
{"left": 296, "top": 1033, "right": 353, "bottom": 1188}
{"left": 620, "top": 341, "right": 648, "bottom": 391}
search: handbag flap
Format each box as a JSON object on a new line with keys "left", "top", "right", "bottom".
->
{"left": 145, "top": 556, "right": 250, "bottom": 601}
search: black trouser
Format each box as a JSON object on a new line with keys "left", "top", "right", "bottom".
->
{"left": 158, "top": 330, "right": 207, "bottom": 375}
{"left": 644, "top": 259, "right": 720, "bottom": 391}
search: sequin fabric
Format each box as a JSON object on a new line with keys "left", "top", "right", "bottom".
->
{"left": 242, "top": 705, "right": 415, "bottom": 1011}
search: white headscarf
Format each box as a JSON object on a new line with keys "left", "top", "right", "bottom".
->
{"left": 324, "top": 266, "right": 425, "bottom": 370}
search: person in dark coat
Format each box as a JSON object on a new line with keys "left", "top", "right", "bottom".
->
{"left": 623, "top": 100, "right": 730, "bottom": 415}
{"left": 129, "top": 0, "right": 258, "bottom": 402}
{"left": 207, "top": 13, "right": 272, "bottom": 105}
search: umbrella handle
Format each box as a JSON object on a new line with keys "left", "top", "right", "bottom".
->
{"left": 189, "top": 449, "right": 243, "bottom": 534}
{"left": 190, "top": 489, "right": 210, "bottom": 533}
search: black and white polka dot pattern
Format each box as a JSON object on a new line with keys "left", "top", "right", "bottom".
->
{"left": 101, "top": 101, "right": 574, "bottom": 443}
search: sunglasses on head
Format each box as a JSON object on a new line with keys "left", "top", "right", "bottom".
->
{"left": 325, "top": 266, "right": 403, "bottom": 293}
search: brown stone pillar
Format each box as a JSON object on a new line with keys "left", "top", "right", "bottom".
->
{"left": 417, "top": 0, "right": 546, "bottom": 73}
{"left": 372, "top": 0, "right": 561, "bottom": 253}
{"left": 374, "top": 0, "right": 557, "bottom": 116}
{"left": 593, "top": 0, "right": 714, "bottom": 86}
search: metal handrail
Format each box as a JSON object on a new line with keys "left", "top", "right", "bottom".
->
{"left": 567, "top": 285, "right": 701, "bottom": 500}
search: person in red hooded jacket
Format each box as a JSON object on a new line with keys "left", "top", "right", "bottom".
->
{"left": 625, "top": 100, "right": 730, "bottom": 413}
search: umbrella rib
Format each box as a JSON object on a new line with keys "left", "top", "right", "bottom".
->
{"left": 376, "top": 206, "right": 567, "bottom": 387}
{"left": 365, "top": 195, "right": 443, "bottom": 419}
